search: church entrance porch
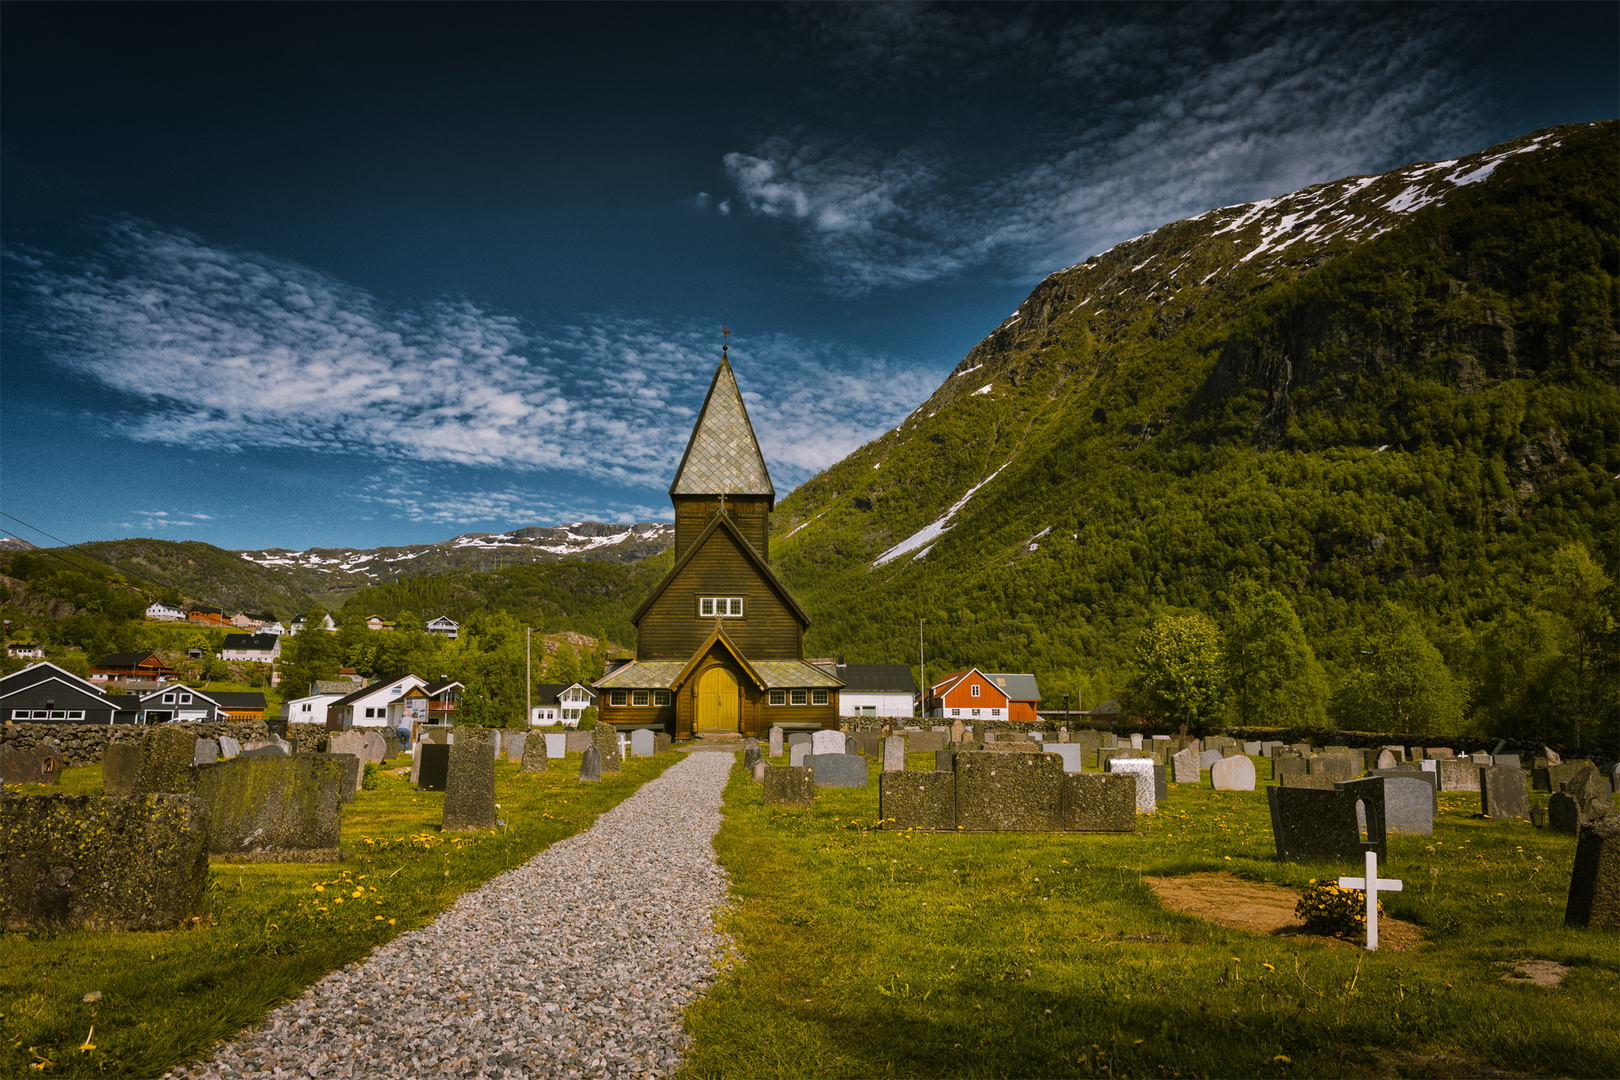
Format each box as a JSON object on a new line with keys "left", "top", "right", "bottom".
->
{"left": 696, "top": 666, "right": 739, "bottom": 734}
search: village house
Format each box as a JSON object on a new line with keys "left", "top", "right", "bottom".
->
{"left": 88, "top": 651, "right": 177, "bottom": 685}
{"left": 426, "top": 616, "right": 459, "bottom": 639}
{"left": 926, "top": 669, "right": 1042, "bottom": 724}
{"left": 187, "top": 605, "right": 231, "bottom": 627}
{"left": 0, "top": 662, "right": 137, "bottom": 724}
{"left": 827, "top": 661, "right": 918, "bottom": 719}
{"left": 282, "top": 688, "right": 346, "bottom": 727}
{"left": 145, "top": 601, "right": 186, "bottom": 622}
{"left": 219, "top": 633, "right": 282, "bottom": 662}
{"left": 212, "top": 691, "right": 267, "bottom": 721}
{"left": 136, "top": 684, "right": 226, "bottom": 723}
{"left": 593, "top": 347, "right": 842, "bottom": 738}
{"left": 325, "top": 674, "right": 428, "bottom": 730}
{"left": 364, "top": 615, "right": 396, "bottom": 632}
{"left": 287, "top": 613, "right": 336, "bottom": 635}
{"left": 530, "top": 682, "right": 596, "bottom": 726}
{"left": 6, "top": 643, "right": 45, "bottom": 660}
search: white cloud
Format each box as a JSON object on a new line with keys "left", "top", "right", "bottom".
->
{"left": 9, "top": 218, "right": 939, "bottom": 494}
{"left": 725, "top": 4, "right": 1492, "bottom": 292}
{"left": 355, "top": 469, "right": 668, "bottom": 529}
{"left": 116, "top": 508, "right": 213, "bottom": 532}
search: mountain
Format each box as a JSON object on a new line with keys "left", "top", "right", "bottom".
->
{"left": 769, "top": 121, "right": 1618, "bottom": 710}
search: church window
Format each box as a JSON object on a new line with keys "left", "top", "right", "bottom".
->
{"left": 654, "top": 690, "right": 671, "bottom": 706}
{"left": 769, "top": 690, "right": 786, "bottom": 705}
{"left": 610, "top": 690, "right": 628, "bottom": 706}
{"left": 632, "top": 691, "right": 649, "bottom": 706}
{"left": 698, "top": 597, "right": 744, "bottom": 617}
{"left": 790, "top": 690, "right": 807, "bottom": 705}
{"left": 812, "top": 689, "right": 829, "bottom": 705}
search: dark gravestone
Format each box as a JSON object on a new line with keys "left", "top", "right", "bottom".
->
{"left": 1059, "top": 773, "right": 1138, "bottom": 833}
{"left": 743, "top": 745, "right": 763, "bottom": 772}
{"left": 592, "top": 725, "right": 622, "bottom": 774}
{"left": 955, "top": 751, "right": 1064, "bottom": 833}
{"left": 1480, "top": 765, "right": 1530, "bottom": 820}
{"left": 808, "top": 753, "right": 868, "bottom": 788}
{"left": 907, "top": 731, "right": 947, "bottom": 753}
{"left": 0, "top": 793, "right": 211, "bottom": 931}
{"left": 654, "top": 733, "right": 672, "bottom": 755}
{"left": 879, "top": 772, "right": 955, "bottom": 830}
{"left": 1280, "top": 772, "right": 1335, "bottom": 790}
{"left": 442, "top": 741, "right": 497, "bottom": 832}
{"left": 1274, "top": 756, "right": 1308, "bottom": 782}
{"left": 240, "top": 741, "right": 291, "bottom": 758}
{"left": 579, "top": 745, "right": 603, "bottom": 783}
{"left": 1154, "top": 762, "right": 1168, "bottom": 803}
{"left": 381, "top": 731, "right": 400, "bottom": 761}
{"left": 787, "top": 732, "right": 813, "bottom": 751}
{"left": 935, "top": 748, "right": 956, "bottom": 773}
{"left": 844, "top": 735, "right": 858, "bottom": 756}
{"left": 138, "top": 727, "right": 198, "bottom": 794}
{"left": 0, "top": 745, "right": 64, "bottom": 786}
{"left": 520, "top": 734, "right": 549, "bottom": 774}
{"left": 1309, "top": 755, "right": 1358, "bottom": 784}
{"left": 192, "top": 754, "right": 347, "bottom": 860}
{"left": 417, "top": 744, "right": 451, "bottom": 791}
{"left": 314, "top": 753, "right": 360, "bottom": 804}
{"left": 1549, "top": 760, "right": 1598, "bottom": 792}
{"left": 1548, "top": 766, "right": 1616, "bottom": 834}
{"left": 102, "top": 743, "right": 143, "bottom": 796}
{"left": 763, "top": 765, "right": 814, "bottom": 808}
{"left": 1564, "top": 815, "right": 1620, "bottom": 929}
{"left": 1267, "top": 785, "right": 1387, "bottom": 863}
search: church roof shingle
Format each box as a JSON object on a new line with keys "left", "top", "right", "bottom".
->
{"left": 669, "top": 356, "right": 774, "bottom": 503}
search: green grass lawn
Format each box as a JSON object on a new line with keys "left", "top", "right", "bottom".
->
{"left": 683, "top": 753, "right": 1619, "bottom": 1079}
{"left": 1, "top": 748, "right": 681, "bottom": 1078}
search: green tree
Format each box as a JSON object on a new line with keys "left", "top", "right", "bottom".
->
{"left": 1222, "top": 582, "right": 1329, "bottom": 728}
{"left": 1541, "top": 543, "right": 1617, "bottom": 751}
{"left": 1473, "top": 608, "right": 1564, "bottom": 741}
{"left": 1335, "top": 601, "right": 1465, "bottom": 735}
{"left": 1123, "top": 613, "right": 1226, "bottom": 732}
{"left": 543, "top": 642, "right": 580, "bottom": 686}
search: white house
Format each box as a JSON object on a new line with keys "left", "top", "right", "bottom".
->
{"left": 219, "top": 633, "right": 282, "bottom": 662}
{"left": 286, "top": 614, "right": 336, "bottom": 635}
{"left": 828, "top": 662, "right": 917, "bottom": 719}
{"left": 136, "top": 684, "right": 225, "bottom": 723}
{"left": 6, "top": 643, "right": 45, "bottom": 659}
{"left": 426, "top": 616, "right": 459, "bottom": 639}
{"left": 530, "top": 682, "right": 596, "bottom": 726}
{"left": 145, "top": 601, "right": 186, "bottom": 622}
{"left": 327, "top": 674, "right": 429, "bottom": 728}
{"left": 281, "top": 689, "right": 345, "bottom": 726}
{"left": 260, "top": 621, "right": 287, "bottom": 636}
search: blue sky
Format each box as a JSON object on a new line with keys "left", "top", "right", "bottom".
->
{"left": 3, "top": 3, "right": 1614, "bottom": 551}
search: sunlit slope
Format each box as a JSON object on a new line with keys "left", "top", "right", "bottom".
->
{"left": 770, "top": 121, "right": 1619, "bottom": 680}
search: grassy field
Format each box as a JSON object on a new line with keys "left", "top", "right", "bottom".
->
{"left": 683, "top": 752, "right": 1619, "bottom": 1079}
{"left": 1, "top": 747, "right": 681, "bottom": 1078}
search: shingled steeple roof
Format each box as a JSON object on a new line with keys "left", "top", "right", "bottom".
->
{"left": 669, "top": 354, "right": 775, "bottom": 504}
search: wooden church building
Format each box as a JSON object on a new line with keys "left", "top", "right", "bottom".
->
{"left": 594, "top": 349, "right": 842, "bottom": 738}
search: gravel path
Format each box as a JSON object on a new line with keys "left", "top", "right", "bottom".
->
{"left": 168, "top": 751, "right": 736, "bottom": 1080}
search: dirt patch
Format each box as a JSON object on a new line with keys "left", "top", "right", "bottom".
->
{"left": 1143, "top": 871, "right": 1424, "bottom": 951}
{"left": 1497, "top": 959, "right": 1569, "bottom": 987}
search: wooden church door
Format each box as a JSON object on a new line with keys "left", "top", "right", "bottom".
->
{"left": 696, "top": 667, "right": 739, "bottom": 733}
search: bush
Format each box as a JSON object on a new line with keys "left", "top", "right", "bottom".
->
{"left": 361, "top": 762, "right": 380, "bottom": 790}
{"left": 1295, "top": 879, "right": 1381, "bottom": 939}
{"left": 577, "top": 705, "right": 598, "bottom": 731}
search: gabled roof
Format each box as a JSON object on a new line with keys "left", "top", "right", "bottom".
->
{"left": 212, "top": 692, "right": 267, "bottom": 709}
{"left": 93, "top": 652, "right": 167, "bottom": 670}
{"left": 0, "top": 661, "right": 106, "bottom": 697}
{"left": 836, "top": 664, "right": 917, "bottom": 694}
{"left": 0, "top": 675, "right": 117, "bottom": 707}
{"left": 423, "top": 679, "right": 463, "bottom": 697}
{"left": 669, "top": 356, "right": 775, "bottom": 506}
{"left": 629, "top": 512, "right": 809, "bottom": 628}
{"left": 672, "top": 624, "right": 768, "bottom": 690}
{"left": 221, "top": 634, "right": 280, "bottom": 650}
{"left": 984, "top": 672, "right": 1042, "bottom": 702}
{"left": 136, "top": 684, "right": 225, "bottom": 707}
{"left": 426, "top": 616, "right": 459, "bottom": 627}
{"left": 328, "top": 674, "right": 428, "bottom": 710}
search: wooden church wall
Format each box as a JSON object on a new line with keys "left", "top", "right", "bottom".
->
{"left": 674, "top": 498, "right": 770, "bottom": 560}
{"left": 636, "top": 528, "right": 802, "bottom": 661}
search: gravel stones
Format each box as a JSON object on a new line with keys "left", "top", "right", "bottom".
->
{"left": 166, "top": 751, "right": 736, "bottom": 1080}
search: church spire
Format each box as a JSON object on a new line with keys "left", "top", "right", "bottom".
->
{"left": 669, "top": 343, "right": 775, "bottom": 507}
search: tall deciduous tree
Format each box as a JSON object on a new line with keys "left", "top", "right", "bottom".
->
{"left": 1541, "top": 543, "right": 1616, "bottom": 751}
{"left": 1124, "top": 613, "right": 1226, "bottom": 732}
{"left": 1222, "top": 581, "right": 1329, "bottom": 728}
{"left": 1335, "top": 601, "right": 1465, "bottom": 735}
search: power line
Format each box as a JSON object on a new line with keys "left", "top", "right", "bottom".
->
{"left": 0, "top": 511, "right": 167, "bottom": 593}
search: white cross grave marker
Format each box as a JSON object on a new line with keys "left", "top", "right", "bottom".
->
{"left": 1338, "top": 850, "right": 1403, "bottom": 950}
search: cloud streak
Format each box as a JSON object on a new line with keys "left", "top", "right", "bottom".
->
{"left": 724, "top": 3, "right": 1494, "bottom": 293}
{"left": 7, "top": 218, "right": 940, "bottom": 495}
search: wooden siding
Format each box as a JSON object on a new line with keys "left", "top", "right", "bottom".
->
{"left": 636, "top": 526, "right": 803, "bottom": 661}
{"left": 599, "top": 703, "right": 677, "bottom": 730}
{"left": 673, "top": 496, "right": 771, "bottom": 561}
{"left": 604, "top": 647, "right": 837, "bottom": 739}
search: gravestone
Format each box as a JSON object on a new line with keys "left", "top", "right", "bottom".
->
{"left": 1268, "top": 785, "right": 1387, "bottom": 863}
{"left": 506, "top": 732, "right": 528, "bottom": 765}
{"left": 1280, "top": 773, "right": 1335, "bottom": 790}
{"left": 1274, "top": 756, "right": 1308, "bottom": 782}
{"left": 1492, "top": 753, "right": 1520, "bottom": 769}
{"left": 592, "top": 725, "right": 622, "bottom": 774}
{"left": 1549, "top": 760, "right": 1598, "bottom": 792}
{"left": 951, "top": 720, "right": 966, "bottom": 744}
{"left": 880, "top": 772, "right": 956, "bottom": 830}
{"left": 417, "top": 744, "right": 451, "bottom": 791}
{"left": 810, "top": 753, "right": 868, "bottom": 788}
{"left": 1427, "top": 748, "right": 1455, "bottom": 759}
{"left": 102, "top": 743, "right": 142, "bottom": 796}
{"left": 1059, "top": 726, "right": 1070, "bottom": 743}
{"left": 1340, "top": 775, "right": 1433, "bottom": 837}
{"left": 137, "top": 727, "right": 199, "bottom": 793}
{"left": 381, "top": 732, "right": 400, "bottom": 761}
{"left": 0, "top": 793, "right": 211, "bottom": 930}
{"left": 769, "top": 727, "right": 784, "bottom": 757}
{"left": 565, "top": 731, "right": 592, "bottom": 753}
{"left": 1470, "top": 752, "right": 1493, "bottom": 766}
{"left": 546, "top": 733, "right": 567, "bottom": 759}
{"left": 1543, "top": 746, "right": 1562, "bottom": 767}
{"left": 363, "top": 731, "right": 388, "bottom": 764}
{"left": 1221, "top": 745, "right": 1244, "bottom": 759}
{"left": 1211, "top": 755, "right": 1257, "bottom": 792}
{"left": 1041, "top": 743, "right": 1085, "bottom": 773}
{"left": 752, "top": 759, "right": 767, "bottom": 783}
{"left": 1309, "top": 755, "right": 1358, "bottom": 784}
{"left": 787, "top": 732, "right": 813, "bottom": 752}
{"left": 954, "top": 751, "right": 1065, "bottom": 832}
{"left": 442, "top": 741, "right": 498, "bottom": 832}
{"left": 1129, "top": 733, "right": 1143, "bottom": 750}
{"left": 907, "top": 731, "right": 947, "bottom": 753}
{"left": 192, "top": 739, "right": 220, "bottom": 766}
{"left": 1480, "top": 765, "right": 1530, "bottom": 820}
{"left": 935, "top": 748, "right": 956, "bottom": 773}
{"left": 789, "top": 743, "right": 810, "bottom": 768}
{"left": 0, "top": 745, "right": 64, "bottom": 786}
{"left": 845, "top": 735, "right": 858, "bottom": 756}
{"left": 1367, "top": 768, "right": 1439, "bottom": 816}
{"left": 219, "top": 735, "right": 242, "bottom": 760}
{"left": 1436, "top": 759, "right": 1481, "bottom": 792}
{"left": 410, "top": 741, "right": 424, "bottom": 786}
{"left": 1197, "top": 749, "right": 1223, "bottom": 771}
{"left": 1262, "top": 741, "right": 1285, "bottom": 757}
{"left": 631, "top": 729, "right": 656, "bottom": 759}
{"left": 1171, "top": 748, "right": 1201, "bottom": 783}
{"left": 318, "top": 753, "right": 361, "bottom": 803}
{"left": 191, "top": 754, "right": 347, "bottom": 859}
{"left": 1564, "top": 815, "right": 1620, "bottom": 929}
{"left": 883, "top": 735, "right": 907, "bottom": 772}
{"left": 579, "top": 745, "right": 602, "bottom": 783}
{"left": 520, "top": 733, "right": 549, "bottom": 773}
{"left": 1105, "top": 757, "right": 1156, "bottom": 813}
{"left": 329, "top": 731, "right": 370, "bottom": 765}
{"left": 1059, "top": 773, "right": 1138, "bottom": 832}
{"left": 743, "top": 743, "right": 762, "bottom": 772}
{"left": 812, "top": 729, "right": 844, "bottom": 756}
{"left": 763, "top": 765, "right": 814, "bottom": 808}
{"left": 655, "top": 733, "right": 672, "bottom": 755}
{"left": 1375, "top": 749, "right": 1398, "bottom": 771}
{"left": 1549, "top": 766, "right": 1616, "bottom": 834}
{"left": 487, "top": 730, "right": 502, "bottom": 760}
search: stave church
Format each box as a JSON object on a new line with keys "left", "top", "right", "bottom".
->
{"left": 594, "top": 343, "right": 842, "bottom": 738}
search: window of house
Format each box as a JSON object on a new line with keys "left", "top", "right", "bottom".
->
{"left": 951, "top": 708, "right": 960, "bottom": 717}
{"left": 970, "top": 684, "right": 980, "bottom": 698}
{"left": 991, "top": 708, "right": 1001, "bottom": 716}
{"left": 811, "top": 689, "right": 829, "bottom": 705}
{"left": 769, "top": 690, "right": 786, "bottom": 705}
{"left": 791, "top": 690, "right": 807, "bottom": 705}
{"left": 301, "top": 703, "right": 311, "bottom": 712}
{"left": 632, "top": 690, "right": 649, "bottom": 707}
{"left": 179, "top": 694, "right": 192, "bottom": 704}
{"left": 654, "top": 690, "right": 671, "bottom": 706}
{"left": 610, "top": 690, "right": 627, "bottom": 707}
{"left": 971, "top": 708, "right": 981, "bottom": 717}
{"left": 67, "top": 711, "right": 84, "bottom": 720}
{"left": 49, "top": 711, "right": 65, "bottom": 720}
{"left": 698, "top": 597, "right": 744, "bottom": 617}
{"left": 163, "top": 693, "right": 176, "bottom": 704}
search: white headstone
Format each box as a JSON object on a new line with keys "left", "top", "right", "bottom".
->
{"left": 752, "top": 759, "right": 767, "bottom": 782}
{"left": 1042, "top": 743, "right": 1085, "bottom": 773}
{"left": 812, "top": 729, "right": 845, "bottom": 756}
{"left": 1130, "top": 733, "right": 1144, "bottom": 749}
{"left": 545, "top": 732, "right": 567, "bottom": 759}
{"left": 1198, "top": 748, "right": 1223, "bottom": 770}
{"left": 218, "top": 735, "right": 241, "bottom": 760}
{"left": 769, "top": 726, "right": 784, "bottom": 757}
{"left": 630, "top": 729, "right": 656, "bottom": 758}
{"left": 1105, "top": 757, "right": 1157, "bottom": 813}
{"left": 1210, "top": 755, "right": 1257, "bottom": 791}
{"left": 789, "top": 742, "right": 810, "bottom": 768}
{"left": 882, "top": 734, "right": 906, "bottom": 772}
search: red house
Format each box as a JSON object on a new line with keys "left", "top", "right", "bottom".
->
{"left": 926, "top": 669, "right": 1041, "bottom": 724}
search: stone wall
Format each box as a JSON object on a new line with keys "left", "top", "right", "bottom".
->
{"left": 0, "top": 720, "right": 273, "bottom": 768}
{"left": 286, "top": 723, "right": 330, "bottom": 753}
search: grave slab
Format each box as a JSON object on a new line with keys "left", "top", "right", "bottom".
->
{"left": 1105, "top": 757, "right": 1157, "bottom": 813}
{"left": 769, "top": 727, "right": 784, "bottom": 757}
{"left": 579, "top": 745, "right": 602, "bottom": 783}
{"left": 417, "top": 744, "right": 450, "bottom": 791}
{"left": 879, "top": 772, "right": 955, "bottom": 830}
{"left": 442, "top": 741, "right": 497, "bottom": 832}
{"left": 101, "top": 743, "right": 142, "bottom": 796}
{"left": 1268, "top": 785, "right": 1386, "bottom": 863}
{"left": 192, "top": 754, "right": 347, "bottom": 859}
{"left": 883, "top": 735, "right": 907, "bottom": 772}
{"left": 1564, "top": 815, "right": 1620, "bottom": 929}
{"left": 1041, "top": 744, "right": 1086, "bottom": 773}
{"left": 1211, "top": 755, "right": 1257, "bottom": 791}
{"left": 520, "top": 735, "right": 549, "bottom": 773}
{"left": 1171, "top": 748, "right": 1201, "bottom": 784}
{"left": 0, "top": 745, "right": 64, "bottom": 786}
{"left": 1480, "top": 765, "right": 1530, "bottom": 820}
{"left": 954, "top": 751, "right": 1065, "bottom": 832}
{"left": 763, "top": 765, "right": 814, "bottom": 808}
{"left": 1059, "top": 773, "right": 1138, "bottom": 832}
{"left": 809, "top": 753, "right": 868, "bottom": 788}
{"left": 1436, "top": 759, "right": 1482, "bottom": 792}
{"left": 811, "top": 730, "right": 844, "bottom": 756}
{"left": 630, "top": 729, "right": 656, "bottom": 759}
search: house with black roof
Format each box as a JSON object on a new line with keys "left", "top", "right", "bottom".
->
{"left": 822, "top": 662, "right": 917, "bottom": 720}
{"left": 89, "top": 651, "right": 177, "bottom": 684}
{"left": 220, "top": 634, "right": 282, "bottom": 662}
{"left": 136, "top": 684, "right": 226, "bottom": 723}
{"left": 1, "top": 662, "right": 137, "bottom": 724}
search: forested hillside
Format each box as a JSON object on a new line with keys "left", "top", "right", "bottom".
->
{"left": 769, "top": 121, "right": 1619, "bottom": 750}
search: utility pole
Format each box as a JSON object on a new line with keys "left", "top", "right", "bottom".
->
{"left": 919, "top": 619, "right": 925, "bottom": 720}
{"left": 525, "top": 626, "right": 532, "bottom": 729}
